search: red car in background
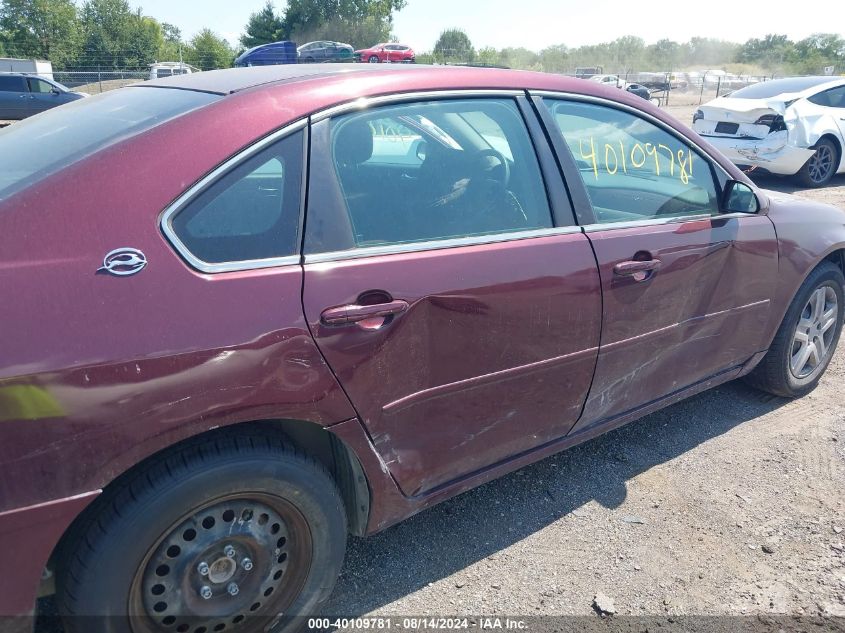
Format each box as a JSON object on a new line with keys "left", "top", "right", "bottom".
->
{"left": 354, "top": 42, "right": 415, "bottom": 63}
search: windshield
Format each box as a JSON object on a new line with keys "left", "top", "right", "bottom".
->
{"left": 0, "top": 86, "right": 217, "bottom": 202}
{"left": 730, "top": 77, "right": 839, "bottom": 99}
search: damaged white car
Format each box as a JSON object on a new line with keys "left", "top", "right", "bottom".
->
{"left": 693, "top": 76, "right": 845, "bottom": 187}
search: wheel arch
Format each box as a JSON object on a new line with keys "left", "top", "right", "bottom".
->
{"left": 39, "top": 418, "right": 370, "bottom": 604}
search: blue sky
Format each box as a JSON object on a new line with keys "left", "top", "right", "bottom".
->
{"left": 137, "top": 0, "right": 845, "bottom": 51}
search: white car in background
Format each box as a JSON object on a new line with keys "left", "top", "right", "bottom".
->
{"left": 590, "top": 74, "right": 629, "bottom": 88}
{"left": 693, "top": 76, "right": 845, "bottom": 187}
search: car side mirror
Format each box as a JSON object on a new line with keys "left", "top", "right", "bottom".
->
{"left": 51, "top": 88, "right": 61, "bottom": 95}
{"left": 416, "top": 140, "right": 427, "bottom": 162}
{"left": 723, "top": 180, "right": 759, "bottom": 214}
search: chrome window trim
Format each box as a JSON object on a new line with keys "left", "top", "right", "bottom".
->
{"left": 304, "top": 225, "right": 583, "bottom": 264}
{"left": 582, "top": 213, "right": 716, "bottom": 233}
{"left": 310, "top": 89, "right": 525, "bottom": 122}
{"left": 530, "top": 90, "right": 734, "bottom": 183}
{"left": 160, "top": 118, "right": 307, "bottom": 274}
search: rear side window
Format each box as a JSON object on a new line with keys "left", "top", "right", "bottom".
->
{"left": 0, "top": 86, "right": 218, "bottom": 201}
{"left": 543, "top": 99, "right": 719, "bottom": 224}
{"left": 0, "top": 75, "right": 26, "bottom": 92}
{"left": 306, "top": 98, "right": 552, "bottom": 252}
{"left": 808, "top": 86, "right": 845, "bottom": 108}
{"left": 167, "top": 131, "right": 303, "bottom": 267}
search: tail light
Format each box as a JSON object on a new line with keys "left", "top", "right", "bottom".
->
{"left": 753, "top": 114, "right": 786, "bottom": 132}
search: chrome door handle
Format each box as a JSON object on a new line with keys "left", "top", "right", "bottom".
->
{"left": 613, "top": 259, "right": 662, "bottom": 276}
{"left": 321, "top": 300, "right": 409, "bottom": 325}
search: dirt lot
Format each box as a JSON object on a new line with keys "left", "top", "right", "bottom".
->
{"left": 28, "top": 95, "right": 845, "bottom": 632}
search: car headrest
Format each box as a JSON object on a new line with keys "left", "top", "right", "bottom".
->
{"left": 334, "top": 120, "right": 374, "bottom": 166}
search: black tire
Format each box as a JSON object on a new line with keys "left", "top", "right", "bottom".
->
{"left": 368, "top": 55, "right": 379, "bottom": 63}
{"left": 796, "top": 138, "right": 839, "bottom": 188}
{"left": 744, "top": 261, "right": 844, "bottom": 397}
{"left": 56, "top": 432, "right": 347, "bottom": 633}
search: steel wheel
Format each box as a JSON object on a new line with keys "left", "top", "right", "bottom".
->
{"left": 790, "top": 285, "right": 838, "bottom": 379}
{"left": 128, "top": 493, "right": 312, "bottom": 633}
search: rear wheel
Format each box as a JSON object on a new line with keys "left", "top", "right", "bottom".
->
{"left": 368, "top": 55, "right": 379, "bottom": 63}
{"left": 57, "top": 433, "right": 347, "bottom": 633}
{"left": 744, "top": 261, "right": 844, "bottom": 397}
{"left": 796, "top": 138, "right": 838, "bottom": 187}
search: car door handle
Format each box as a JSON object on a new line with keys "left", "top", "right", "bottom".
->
{"left": 613, "top": 259, "right": 662, "bottom": 276}
{"left": 321, "top": 300, "right": 409, "bottom": 325}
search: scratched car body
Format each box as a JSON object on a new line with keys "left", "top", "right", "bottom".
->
{"left": 1, "top": 65, "right": 845, "bottom": 633}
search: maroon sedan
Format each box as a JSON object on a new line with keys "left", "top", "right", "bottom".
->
{"left": 1, "top": 64, "right": 844, "bottom": 632}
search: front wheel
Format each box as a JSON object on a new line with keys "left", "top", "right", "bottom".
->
{"left": 796, "top": 138, "right": 838, "bottom": 187}
{"left": 744, "top": 261, "right": 844, "bottom": 397}
{"left": 57, "top": 433, "right": 347, "bottom": 633}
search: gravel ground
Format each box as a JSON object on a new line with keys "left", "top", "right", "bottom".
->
{"left": 30, "top": 98, "right": 845, "bottom": 632}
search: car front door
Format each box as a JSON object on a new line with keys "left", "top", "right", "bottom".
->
{"left": 537, "top": 96, "right": 779, "bottom": 430}
{"left": 302, "top": 95, "right": 602, "bottom": 496}
{"left": 0, "top": 75, "right": 29, "bottom": 120}
{"left": 26, "top": 78, "right": 59, "bottom": 115}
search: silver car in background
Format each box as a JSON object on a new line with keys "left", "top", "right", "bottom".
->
{"left": 693, "top": 76, "right": 845, "bottom": 187}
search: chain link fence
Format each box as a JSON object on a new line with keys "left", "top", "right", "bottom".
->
{"left": 52, "top": 70, "right": 148, "bottom": 94}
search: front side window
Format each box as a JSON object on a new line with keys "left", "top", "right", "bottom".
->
{"left": 315, "top": 98, "right": 553, "bottom": 250}
{"left": 543, "top": 99, "right": 719, "bottom": 224}
{"left": 27, "top": 78, "right": 54, "bottom": 94}
{"left": 168, "top": 131, "right": 303, "bottom": 266}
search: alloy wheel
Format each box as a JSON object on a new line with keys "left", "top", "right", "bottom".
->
{"left": 807, "top": 144, "right": 834, "bottom": 184}
{"left": 790, "top": 285, "right": 838, "bottom": 378}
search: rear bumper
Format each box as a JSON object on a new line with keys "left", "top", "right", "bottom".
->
{"left": 702, "top": 132, "right": 814, "bottom": 176}
{"left": 0, "top": 492, "right": 99, "bottom": 620}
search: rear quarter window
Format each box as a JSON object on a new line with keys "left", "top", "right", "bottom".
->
{"left": 0, "top": 75, "right": 27, "bottom": 92}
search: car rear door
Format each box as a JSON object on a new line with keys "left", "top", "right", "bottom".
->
{"left": 536, "top": 95, "right": 778, "bottom": 431}
{"left": 302, "top": 94, "right": 602, "bottom": 496}
{"left": 0, "top": 75, "right": 29, "bottom": 120}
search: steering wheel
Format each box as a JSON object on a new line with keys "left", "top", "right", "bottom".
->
{"left": 472, "top": 148, "right": 511, "bottom": 188}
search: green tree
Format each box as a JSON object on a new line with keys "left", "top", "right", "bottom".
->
{"left": 185, "top": 28, "right": 234, "bottom": 70}
{"left": 157, "top": 22, "right": 184, "bottom": 61}
{"left": 294, "top": 15, "right": 392, "bottom": 49}
{"left": 736, "top": 34, "right": 792, "bottom": 71}
{"left": 788, "top": 33, "right": 845, "bottom": 74}
{"left": 0, "top": 0, "right": 80, "bottom": 69}
{"left": 476, "top": 46, "right": 502, "bottom": 67}
{"left": 79, "top": 0, "right": 165, "bottom": 68}
{"left": 608, "top": 35, "right": 644, "bottom": 71}
{"left": 281, "top": 0, "right": 405, "bottom": 46}
{"left": 538, "top": 44, "right": 568, "bottom": 73}
{"left": 498, "top": 46, "right": 538, "bottom": 70}
{"left": 646, "top": 38, "right": 681, "bottom": 70}
{"left": 433, "top": 28, "right": 473, "bottom": 63}
{"left": 240, "top": 1, "right": 283, "bottom": 48}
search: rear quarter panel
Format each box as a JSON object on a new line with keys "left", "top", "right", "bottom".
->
{"left": 0, "top": 91, "right": 356, "bottom": 516}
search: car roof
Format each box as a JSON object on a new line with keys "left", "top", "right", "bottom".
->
{"left": 729, "top": 76, "right": 845, "bottom": 99}
{"left": 141, "top": 64, "right": 457, "bottom": 95}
